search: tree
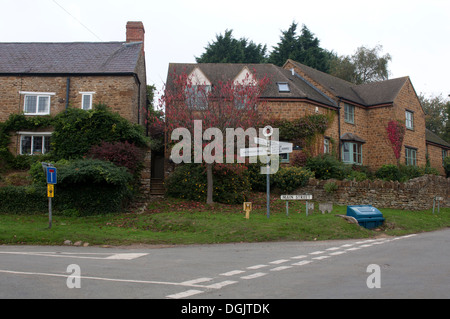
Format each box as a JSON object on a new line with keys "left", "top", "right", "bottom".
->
{"left": 419, "top": 94, "right": 448, "bottom": 140}
{"left": 268, "top": 22, "right": 331, "bottom": 72}
{"left": 331, "top": 45, "right": 392, "bottom": 84}
{"left": 160, "top": 70, "right": 270, "bottom": 204}
{"left": 195, "top": 29, "right": 267, "bottom": 63}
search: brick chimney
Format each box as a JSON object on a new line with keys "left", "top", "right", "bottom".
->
{"left": 126, "top": 21, "right": 145, "bottom": 53}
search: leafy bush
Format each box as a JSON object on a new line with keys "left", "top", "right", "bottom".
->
{"left": 26, "top": 159, "right": 134, "bottom": 216}
{"left": 247, "top": 159, "right": 275, "bottom": 192}
{"left": 375, "top": 164, "right": 439, "bottom": 182}
{"left": 166, "top": 163, "right": 251, "bottom": 204}
{"left": 51, "top": 104, "right": 147, "bottom": 160}
{"left": 444, "top": 157, "right": 450, "bottom": 178}
{"left": 87, "top": 141, "right": 145, "bottom": 175}
{"left": 0, "top": 186, "right": 47, "bottom": 214}
{"left": 272, "top": 166, "right": 314, "bottom": 193}
{"left": 305, "top": 154, "right": 349, "bottom": 180}
{"left": 324, "top": 181, "right": 338, "bottom": 193}
{"left": 291, "top": 151, "right": 308, "bottom": 167}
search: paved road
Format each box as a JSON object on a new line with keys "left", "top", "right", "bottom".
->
{"left": 0, "top": 229, "right": 449, "bottom": 301}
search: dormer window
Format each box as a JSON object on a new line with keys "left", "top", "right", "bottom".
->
{"left": 277, "top": 82, "right": 290, "bottom": 93}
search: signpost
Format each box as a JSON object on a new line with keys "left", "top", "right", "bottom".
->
{"left": 281, "top": 194, "right": 313, "bottom": 216}
{"left": 239, "top": 126, "right": 293, "bottom": 219}
{"left": 433, "top": 196, "right": 443, "bottom": 214}
{"left": 42, "top": 163, "right": 57, "bottom": 229}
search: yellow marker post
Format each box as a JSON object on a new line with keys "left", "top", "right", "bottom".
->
{"left": 243, "top": 202, "right": 252, "bottom": 219}
{"left": 47, "top": 184, "right": 54, "bottom": 229}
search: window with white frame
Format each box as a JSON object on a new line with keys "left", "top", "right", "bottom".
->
{"left": 405, "top": 147, "right": 417, "bottom": 166}
{"left": 342, "top": 142, "right": 363, "bottom": 165}
{"left": 186, "top": 85, "right": 211, "bottom": 110}
{"left": 442, "top": 149, "right": 448, "bottom": 166}
{"left": 405, "top": 110, "right": 414, "bottom": 130}
{"left": 80, "top": 92, "right": 95, "bottom": 110}
{"left": 19, "top": 132, "right": 52, "bottom": 155}
{"left": 21, "top": 92, "right": 54, "bottom": 115}
{"left": 324, "top": 137, "right": 330, "bottom": 154}
{"left": 344, "top": 103, "right": 355, "bottom": 124}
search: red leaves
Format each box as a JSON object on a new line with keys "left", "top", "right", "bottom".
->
{"left": 386, "top": 120, "right": 405, "bottom": 160}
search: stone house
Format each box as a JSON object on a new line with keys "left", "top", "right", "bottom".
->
{"left": 0, "top": 21, "right": 147, "bottom": 156}
{"left": 165, "top": 60, "right": 449, "bottom": 175}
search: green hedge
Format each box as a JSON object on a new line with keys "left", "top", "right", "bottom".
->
{"left": 1, "top": 159, "right": 133, "bottom": 216}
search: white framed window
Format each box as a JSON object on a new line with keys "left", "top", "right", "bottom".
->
{"left": 18, "top": 132, "right": 52, "bottom": 155}
{"left": 344, "top": 103, "right": 355, "bottom": 124}
{"left": 342, "top": 142, "right": 363, "bottom": 165}
{"left": 443, "top": 150, "right": 448, "bottom": 166}
{"left": 405, "top": 147, "right": 417, "bottom": 166}
{"left": 186, "top": 85, "right": 211, "bottom": 110}
{"left": 324, "top": 138, "right": 330, "bottom": 154}
{"left": 405, "top": 110, "right": 414, "bottom": 130}
{"left": 80, "top": 92, "right": 95, "bottom": 110}
{"left": 20, "top": 92, "right": 55, "bottom": 115}
{"left": 277, "top": 82, "right": 290, "bottom": 93}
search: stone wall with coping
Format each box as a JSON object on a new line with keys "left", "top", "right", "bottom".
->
{"left": 295, "top": 175, "right": 449, "bottom": 210}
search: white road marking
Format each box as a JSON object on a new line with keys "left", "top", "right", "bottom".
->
{"left": 241, "top": 272, "right": 267, "bottom": 280}
{"left": 326, "top": 247, "right": 340, "bottom": 251}
{"left": 312, "top": 256, "right": 330, "bottom": 260}
{"left": 204, "top": 280, "right": 237, "bottom": 289}
{"left": 105, "top": 253, "right": 149, "bottom": 260}
{"left": 269, "top": 259, "right": 289, "bottom": 264}
{"left": 0, "top": 251, "right": 148, "bottom": 260}
{"left": 166, "top": 290, "right": 204, "bottom": 299}
{"left": 220, "top": 270, "right": 245, "bottom": 276}
{"left": 309, "top": 251, "right": 325, "bottom": 255}
{"left": 246, "top": 264, "right": 267, "bottom": 270}
{"left": 329, "top": 251, "right": 346, "bottom": 256}
{"left": 291, "top": 255, "right": 308, "bottom": 259}
{"left": 292, "top": 260, "right": 313, "bottom": 266}
{"left": 180, "top": 278, "right": 213, "bottom": 285}
{"left": 270, "top": 266, "right": 292, "bottom": 271}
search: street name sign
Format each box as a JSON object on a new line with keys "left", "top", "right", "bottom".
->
{"left": 281, "top": 195, "right": 313, "bottom": 200}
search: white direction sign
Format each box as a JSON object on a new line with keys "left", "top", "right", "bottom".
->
{"left": 240, "top": 147, "right": 268, "bottom": 157}
{"left": 281, "top": 195, "right": 313, "bottom": 200}
{"left": 271, "top": 141, "right": 293, "bottom": 155}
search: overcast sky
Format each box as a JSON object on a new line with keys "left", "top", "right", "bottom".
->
{"left": 1, "top": 0, "right": 449, "bottom": 102}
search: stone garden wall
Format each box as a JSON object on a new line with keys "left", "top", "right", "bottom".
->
{"left": 295, "top": 175, "right": 449, "bottom": 211}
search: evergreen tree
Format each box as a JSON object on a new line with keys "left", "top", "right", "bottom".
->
{"left": 268, "top": 22, "right": 331, "bottom": 72}
{"left": 195, "top": 29, "right": 267, "bottom": 63}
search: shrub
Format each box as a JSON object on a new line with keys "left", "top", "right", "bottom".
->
{"left": 272, "top": 166, "right": 314, "bottom": 194}
{"left": 51, "top": 104, "right": 147, "bottom": 159}
{"left": 324, "top": 181, "right": 338, "bottom": 193}
{"left": 0, "top": 186, "right": 47, "bottom": 214}
{"left": 25, "top": 159, "right": 134, "bottom": 216}
{"left": 375, "top": 164, "right": 403, "bottom": 181}
{"left": 87, "top": 141, "right": 145, "bottom": 175}
{"left": 247, "top": 159, "right": 275, "bottom": 192}
{"left": 444, "top": 157, "right": 450, "bottom": 178}
{"left": 305, "top": 154, "right": 348, "bottom": 180}
{"left": 165, "top": 163, "right": 251, "bottom": 204}
{"left": 291, "top": 151, "right": 308, "bottom": 167}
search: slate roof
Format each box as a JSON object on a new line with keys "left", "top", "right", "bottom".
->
{"left": 285, "top": 59, "right": 409, "bottom": 107}
{"left": 0, "top": 42, "right": 143, "bottom": 75}
{"left": 426, "top": 129, "right": 450, "bottom": 148}
{"left": 167, "top": 63, "right": 337, "bottom": 108}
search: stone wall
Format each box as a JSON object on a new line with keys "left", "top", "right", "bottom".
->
{"left": 295, "top": 175, "right": 449, "bottom": 211}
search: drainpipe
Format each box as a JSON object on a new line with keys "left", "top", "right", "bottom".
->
{"left": 65, "top": 77, "right": 70, "bottom": 110}
{"left": 338, "top": 98, "right": 342, "bottom": 161}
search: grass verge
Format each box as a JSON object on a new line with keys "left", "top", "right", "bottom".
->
{"left": 0, "top": 193, "right": 449, "bottom": 246}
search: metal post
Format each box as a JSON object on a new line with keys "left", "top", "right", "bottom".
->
{"left": 433, "top": 197, "right": 436, "bottom": 214}
{"left": 306, "top": 200, "right": 309, "bottom": 217}
{"left": 48, "top": 197, "right": 52, "bottom": 229}
{"left": 286, "top": 201, "right": 289, "bottom": 217}
{"left": 266, "top": 162, "right": 270, "bottom": 219}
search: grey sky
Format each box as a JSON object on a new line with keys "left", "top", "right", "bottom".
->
{"left": 1, "top": 0, "right": 449, "bottom": 101}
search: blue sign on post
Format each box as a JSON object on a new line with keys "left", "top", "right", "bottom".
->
{"left": 46, "top": 167, "right": 57, "bottom": 185}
